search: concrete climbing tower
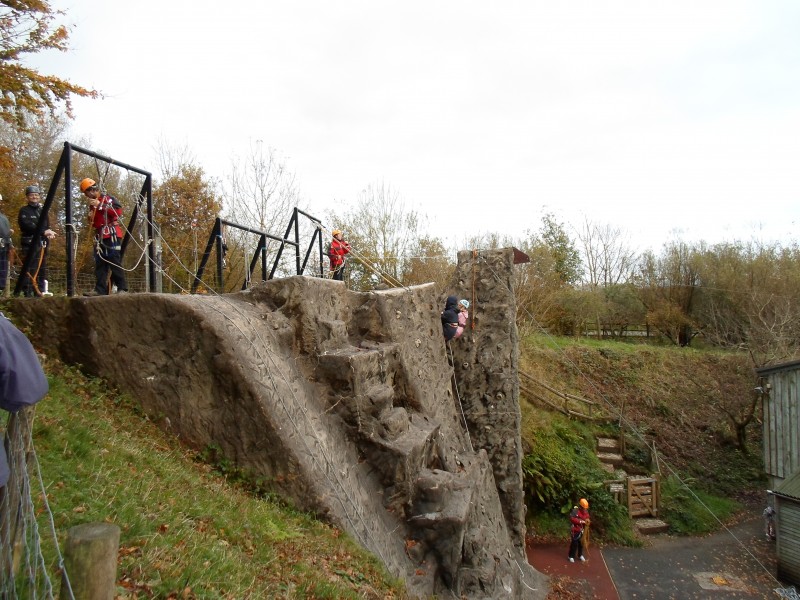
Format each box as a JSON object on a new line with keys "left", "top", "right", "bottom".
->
{"left": 448, "top": 247, "right": 529, "bottom": 552}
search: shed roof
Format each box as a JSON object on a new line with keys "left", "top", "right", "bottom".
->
{"left": 775, "top": 469, "right": 800, "bottom": 501}
{"left": 756, "top": 360, "right": 800, "bottom": 377}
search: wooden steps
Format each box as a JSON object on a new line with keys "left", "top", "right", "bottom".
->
{"left": 597, "top": 435, "right": 669, "bottom": 535}
{"left": 635, "top": 518, "right": 670, "bottom": 534}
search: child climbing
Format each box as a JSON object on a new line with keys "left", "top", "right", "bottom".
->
{"left": 453, "top": 299, "right": 469, "bottom": 339}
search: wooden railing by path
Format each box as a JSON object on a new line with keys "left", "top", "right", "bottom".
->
{"left": 519, "top": 371, "right": 610, "bottom": 422}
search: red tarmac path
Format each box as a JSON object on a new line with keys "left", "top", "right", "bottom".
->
{"left": 526, "top": 541, "right": 619, "bottom": 599}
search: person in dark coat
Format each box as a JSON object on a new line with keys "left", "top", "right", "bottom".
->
{"left": 0, "top": 195, "right": 13, "bottom": 293}
{"left": 0, "top": 313, "right": 49, "bottom": 487}
{"left": 441, "top": 295, "right": 460, "bottom": 341}
{"left": 17, "top": 185, "right": 56, "bottom": 297}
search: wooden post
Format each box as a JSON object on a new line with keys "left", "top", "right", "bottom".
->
{"left": 61, "top": 522, "right": 120, "bottom": 600}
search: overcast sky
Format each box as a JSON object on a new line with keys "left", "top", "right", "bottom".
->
{"left": 32, "top": 0, "right": 800, "bottom": 252}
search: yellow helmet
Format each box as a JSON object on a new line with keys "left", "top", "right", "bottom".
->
{"left": 579, "top": 498, "right": 589, "bottom": 509}
{"left": 332, "top": 229, "right": 342, "bottom": 237}
{"left": 79, "top": 178, "right": 97, "bottom": 193}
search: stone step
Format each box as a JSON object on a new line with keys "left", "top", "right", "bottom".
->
{"left": 597, "top": 452, "right": 624, "bottom": 466}
{"left": 635, "top": 518, "right": 669, "bottom": 535}
{"left": 597, "top": 437, "right": 620, "bottom": 452}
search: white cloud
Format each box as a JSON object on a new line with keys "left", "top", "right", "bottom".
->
{"left": 25, "top": 0, "right": 800, "bottom": 252}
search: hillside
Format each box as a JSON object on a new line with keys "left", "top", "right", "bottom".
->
{"left": 518, "top": 334, "right": 766, "bottom": 540}
{"left": 28, "top": 360, "right": 408, "bottom": 599}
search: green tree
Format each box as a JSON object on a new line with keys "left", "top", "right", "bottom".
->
{"left": 695, "top": 241, "right": 800, "bottom": 365}
{"left": 540, "top": 213, "right": 582, "bottom": 285}
{"left": 0, "top": 0, "right": 97, "bottom": 126}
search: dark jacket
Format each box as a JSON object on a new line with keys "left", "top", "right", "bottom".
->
{"left": 0, "top": 212, "right": 11, "bottom": 247}
{"left": 441, "top": 295, "right": 460, "bottom": 341}
{"left": 0, "top": 314, "right": 49, "bottom": 486}
{"left": 18, "top": 202, "right": 49, "bottom": 248}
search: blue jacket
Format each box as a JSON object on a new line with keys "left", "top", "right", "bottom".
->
{"left": 441, "top": 295, "right": 460, "bottom": 341}
{"left": 0, "top": 314, "right": 48, "bottom": 486}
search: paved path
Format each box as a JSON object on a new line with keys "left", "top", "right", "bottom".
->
{"left": 528, "top": 514, "right": 783, "bottom": 599}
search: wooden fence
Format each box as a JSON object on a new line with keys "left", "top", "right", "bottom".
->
{"left": 603, "top": 475, "right": 660, "bottom": 518}
{"left": 519, "top": 371, "right": 610, "bottom": 421}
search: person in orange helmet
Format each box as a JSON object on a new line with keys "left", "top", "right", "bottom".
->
{"left": 80, "top": 178, "right": 128, "bottom": 296}
{"left": 568, "top": 498, "right": 590, "bottom": 563}
{"left": 327, "top": 229, "right": 351, "bottom": 281}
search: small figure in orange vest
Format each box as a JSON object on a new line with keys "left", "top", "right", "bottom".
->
{"left": 568, "top": 498, "right": 590, "bottom": 563}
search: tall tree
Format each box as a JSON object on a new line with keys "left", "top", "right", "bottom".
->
{"left": 224, "top": 142, "right": 302, "bottom": 280}
{"left": 576, "top": 217, "right": 636, "bottom": 287}
{"left": 329, "top": 181, "right": 423, "bottom": 291}
{"left": 0, "top": 0, "right": 96, "bottom": 126}
{"left": 539, "top": 213, "right": 582, "bottom": 286}
{"left": 637, "top": 241, "right": 703, "bottom": 347}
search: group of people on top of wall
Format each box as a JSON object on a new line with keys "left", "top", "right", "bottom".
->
{"left": 0, "top": 179, "right": 128, "bottom": 297}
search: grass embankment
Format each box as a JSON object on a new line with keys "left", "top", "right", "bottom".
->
{"left": 519, "top": 334, "right": 766, "bottom": 542}
{"left": 31, "top": 361, "right": 406, "bottom": 599}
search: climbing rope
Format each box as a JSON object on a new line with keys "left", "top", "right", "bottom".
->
{"left": 447, "top": 343, "right": 474, "bottom": 453}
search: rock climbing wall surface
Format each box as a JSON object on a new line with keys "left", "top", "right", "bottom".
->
{"left": 449, "top": 248, "right": 527, "bottom": 552}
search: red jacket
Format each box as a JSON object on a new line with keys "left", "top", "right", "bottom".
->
{"left": 91, "top": 195, "right": 124, "bottom": 240}
{"left": 570, "top": 507, "right": 590, "bottom": 536}
{"left": 328, "top": 237, "right": 350, "bottom": 269}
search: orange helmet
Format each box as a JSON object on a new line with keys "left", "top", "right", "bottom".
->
{"left": 332, "top": 229, "right": 342, "bottom": 237}
{"left": 79, "top": 178, "right": 97, "bottom": 193}
{"left": 579, "top": 498, "right": 589, "bottom": 509}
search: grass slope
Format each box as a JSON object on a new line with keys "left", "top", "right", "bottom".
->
{"left": 519, "top": 334, "right": 766, "bottom": 540}
{"left": 28, "top": 361, "right": 406, "bottom": 599}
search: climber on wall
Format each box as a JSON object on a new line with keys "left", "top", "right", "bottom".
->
{"left": 441, "top": 295, "right": 460, "bottom": 341}
{"left": 453, "top": 299, "right": 469, "bottom": 339}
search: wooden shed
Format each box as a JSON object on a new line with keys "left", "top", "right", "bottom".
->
{"left": 774, "top": 470, "right": 800, "bottom": 585}
{"left": 756, "top": 360, "right": 800, "bottom": 490}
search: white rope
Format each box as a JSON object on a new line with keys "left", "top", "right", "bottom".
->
{"left": 447, "top": 343, "right": 473, "bottom": 453}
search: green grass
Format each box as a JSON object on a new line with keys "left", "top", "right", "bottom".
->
{"left": 660, "top": 475, "right": 741, "bottom": 535}
{"left": 28, "top": 362, "right": 406, "bottom": 599}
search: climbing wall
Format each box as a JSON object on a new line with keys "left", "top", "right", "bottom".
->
{"left": 448, "top": 248, "right": 527, "bottom": 552}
